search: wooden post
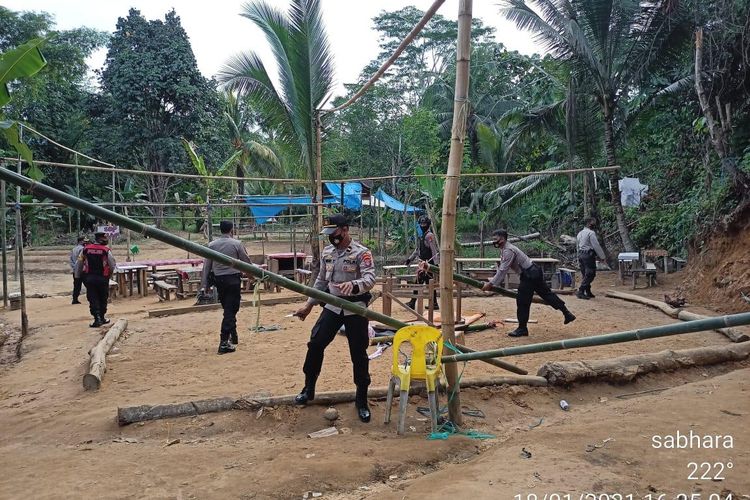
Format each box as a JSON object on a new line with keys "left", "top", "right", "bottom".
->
{"left": 1, "top": 175, "right": 7, "bottom": 308}
{"left": 437, "top": 0, "right": 472, "bottom": 426}
{"left": 14, "top": 145, "right": 28, "bottom": 338}
{"left": 427, "top": 278, "right": 435, "bottom": 324}
{"left": 382, "top": 277, "right": 393, "bottom": 317}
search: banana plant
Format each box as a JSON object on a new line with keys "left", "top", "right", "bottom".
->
{"left": 0, "top": 38, "right": 47, "bottom": 180}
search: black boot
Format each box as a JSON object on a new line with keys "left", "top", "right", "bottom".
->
{"left": 507, "top": 326, "right": 529, "bottom": 337}
{"left": 90, "top": 314, "right": 103, "bottom": 328}
{"left": 355, "top": 387, "right": 371, "bottom": 423}
{"left": 576, "top": 289, "right": 590, "bottom": 300}
{"left": 406, "top": 298, "right": 417, "bottom": 310}
{"left": 217, "top": 341, "right": 236, "bottom": 354}
{"left": 431, "top": 292, "right": 439, "bottom": 311}
{"left": 563, "top": 309, "right": 576, "bottom": 324}
{"left": 585, "top": 287, "right": 595, "bottom": 298}
{"left": 230, "top": 332, "right": 239, "bottom": 345}
{"left": 100, "top": 315, "right": 110, "bottom": 325}
{"left": 72, "top": 298, "right": 81, "bottom": 305}
{"left": 295, "top": 378, "right": 317, "bottom": 405}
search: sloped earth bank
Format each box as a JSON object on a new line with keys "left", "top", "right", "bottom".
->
{"left": 680, "top": 217, "right": 750, "bottom": 314}
{"left": 0, "top": 240, "right": 748, "bottom": 499}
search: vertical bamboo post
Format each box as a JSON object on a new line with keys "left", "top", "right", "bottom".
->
{"left": 125, "top": 206, "right": 132, "bottom": 262}
{"left": 1, "top": 175, "right": 7, "bottom": 308}
{"left": 75, "top": 153, "right": 81, "bottom": 234}
{"left": 438, "top": 0, "right": 472, "bottom": 426}
{"left": 315, "top": 112, "right": 324, "bottom": 254}
{"left": 14, "top": 130, "right": 28, "bottom": 337}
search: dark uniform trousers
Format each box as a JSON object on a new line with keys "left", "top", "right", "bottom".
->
{"left": 72, "top": 274, "right": 83, "bottom": 301}
{"left": 84, "top": 274, "right": 109, "bottom": 318}
{"left": 517, "top": 264, "right": 566, "bottom": 328}
{"left": 578, "top": 250, "right": 597, "bottom": 292}
{"left": 303, "top": 308, "right": 371, "bottom": 403}
{"left": 215, "top": 273, "right": 242, "bottom": 343}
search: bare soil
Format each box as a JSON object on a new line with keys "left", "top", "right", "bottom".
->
{"left": 0, "top": 237, "right": 748, "bottom": 499}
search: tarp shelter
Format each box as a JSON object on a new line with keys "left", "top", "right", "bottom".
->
{"left": 324, "top": 182, "right": 362, "bottom": 210}
{"left": 242, "top": 195, "right": 335, "bottom": 224}
{"left": 373, "top": 189, "right": 420, "bottom": 213}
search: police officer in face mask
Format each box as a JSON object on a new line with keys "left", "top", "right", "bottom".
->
{"left": 405, "top": 215, "right": 440, "bottom": 310}
{"left": 292, "top": 214, "right": 377, "bottom": 423}
{"left": 481, "top": 229, "right": 575, "bottom": 337}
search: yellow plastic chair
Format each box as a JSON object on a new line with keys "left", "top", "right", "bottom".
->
{"left": 384, "top": 325, "right": 443, "bottom": 434}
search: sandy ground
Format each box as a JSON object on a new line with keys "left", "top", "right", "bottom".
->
{"left": 0, "top": 238, "right": 748, "bottom": 499}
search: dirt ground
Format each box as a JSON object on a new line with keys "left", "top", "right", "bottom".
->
{"left": 0, "top": 237, "right": 748, "bottom": 499}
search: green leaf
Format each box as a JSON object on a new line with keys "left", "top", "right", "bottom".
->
{"left": 1, "top": 122, "right": 42, "bottom": 179}
{"left": 181, "top": 138, "right": 208, "bottom": 177}
{"left": 0, "top": 38, "right": 47, "bottom": 107}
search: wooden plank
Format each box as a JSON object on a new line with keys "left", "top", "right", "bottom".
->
{"left": 148, "top": 296, "right": 304, "bottom": 317}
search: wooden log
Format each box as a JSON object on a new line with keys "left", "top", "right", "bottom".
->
{"left": 116, "top": 375, "right": 547, "bottom": 425}
{"left": 453, "top": 343, "right": 528, "bottom": 375}
{"left": 148, "top": 296, "right": 303, "bottom": 318}
{"left": 538, "top": 342, "right": 750, "bottom": 385}
{"left": 83, "top": 318, "right": 128, "bottom": 391}
{"left": 605, "top": 290, "right": 749, "bottom": 342}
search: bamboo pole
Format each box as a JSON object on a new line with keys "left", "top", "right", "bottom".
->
{"left": 0, "top": 167, "right": 406, "bottom": 329}
{"left": 14, "top": 158, "right": 28, "bottom": 339}
{"left": 427, "top": 263, "right": 546, "bottom": 304}
{"left": 441, "top": 312, "right": 750, "bottom": 364}
{"left": 314, "top": 112, "right": 323, "bottom": 254}
{"left": 1, "top": 175, "right": 7, "bottom": 308}
{"left": 75, "top": 154, "right": 81, "bottom": 234}
{"left": 438, "top": 0, "right": 473, "bottom": 426}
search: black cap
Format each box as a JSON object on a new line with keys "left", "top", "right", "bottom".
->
{"left": 418, "top": 215, "right": 431, "bottom": 226}
{"left": 94, "top": 232, "right": 106, "bottom": 239}
{"left": 320, "top": 213, "right": 349, "bottom": 235}
{"left": 220, "top": 220, "right": 233, "bottom": 234}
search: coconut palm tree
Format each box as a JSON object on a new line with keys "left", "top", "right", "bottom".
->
{"left": 218, "top": 0, "right": 335, "bottom": 270}
{"left": 500, "top": 0, "right": 689, "bottom": 251}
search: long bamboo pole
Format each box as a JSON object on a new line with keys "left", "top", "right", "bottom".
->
{"left": 438, "top": 0, "right": 472, "bottom": 426}
{"left": 442, "top": 312, "right": 750, "bottom": 363}
{"left": 426, "top": 263, "right": 546, "bottom": 304}
{"left": 1, "top": 175, "right": 7, "bottom": 308}
{"left": 0, "top": 167, "right": 405, "bottom": 329}
{"left": 14, "top": 138, "right": 28, "bottom": 337}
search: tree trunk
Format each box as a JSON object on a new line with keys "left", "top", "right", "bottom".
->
{"left": 83, "top": 318, "right": 128, "bottom": 390}
{"left": 438, "top": 0, "right": 473, "bottom": 426}
{"left": 694, "top": 28, "right": 750, "bottom": 197}
{"left": 602, "top": 102, "right": 636, "bottom": 252}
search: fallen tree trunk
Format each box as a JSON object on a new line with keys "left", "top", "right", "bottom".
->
{"left": 538, "top": 342, "right": 750, "bottom": 385}
{"left": 605, "top": 290, "right": 749, "bottom": 343}
{"left": 83, "top": 318, "right": 128, "bottom": 391}
{"left": 116, "top": 375, "right": 547, "bottom": 425}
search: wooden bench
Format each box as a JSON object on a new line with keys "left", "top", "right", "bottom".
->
{"left": 154, "top": 280, "right": 178, "bottom": 301}
{"left": 109, "top": 280, "right": 119, "bottom": 301}
{"left": 295, "top": 268, "right": 312, "bottom": 284}
{"left": 631, "top": 263, "right": 657, "bottom": 289}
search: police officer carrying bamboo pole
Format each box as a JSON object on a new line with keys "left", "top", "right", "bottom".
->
{"left": 293, "top": 214, "right": 376, "bottom": 422}
{"left": 76, "top": 232, "right": 116, "bottom": 328}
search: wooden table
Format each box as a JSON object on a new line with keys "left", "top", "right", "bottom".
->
{"left": 114, "top": 264, "right": 149, "bottom": 298}
{"left": 266, "top": 252, "right": 306, "bottom": 292}
{"left": 175, "top": 266, "right": 203, "bottom": 298}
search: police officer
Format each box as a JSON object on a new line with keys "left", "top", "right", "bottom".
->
{"left": 576, "top": 217, "right": 606, "bottom": 299}
{"left": 76, "top": 232, "right": 116, "bottom": 328}
{"left": 200, "top": 220, "right": 254, "bottom": 355}
{"left": 482, "top": 229, "right": 575, "bottom": 337}
{"left": 405, "top": 215, "right": 440, "bottom": 310}
{"left": 69, "top": 236, "right": 87, "bottom": 305}
{"left": 293, "top": 214, "right": 376, "bottom": 423}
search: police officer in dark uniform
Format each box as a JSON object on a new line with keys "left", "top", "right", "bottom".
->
{"left": 200, "top": 220, "right": 255, "bottom": 354}
{"left": 293, "top": 214, "right": 377, "bottom": 422}
{"left": 405, "top": 215, "right": 440, "bottom": 310}
{"left": 76, "top": 232, "right": 117, "bottom": 328}
{"left": 482, "top": 229, "right": 575, "bottom": 337}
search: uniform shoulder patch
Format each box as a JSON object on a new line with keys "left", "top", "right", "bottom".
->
{"left": 361, "top": 251, "right": 373, "bottom": 267}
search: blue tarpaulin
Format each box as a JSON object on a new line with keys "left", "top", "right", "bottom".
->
{"left": 242, "top": 195, "right": 335, "bottom": 224}
{"left": 324, "top": 182, "right": 362, "bottom": 210}
{"left": 373, "top": 189, "right": 420, "bottom": 213}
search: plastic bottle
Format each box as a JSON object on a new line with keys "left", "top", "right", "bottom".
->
{"left": 559, "top": 399, "right": 570, "bottom": 411}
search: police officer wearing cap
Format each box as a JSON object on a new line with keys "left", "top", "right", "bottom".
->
{"left": 76, "top": 232, "right": 117, "bottom": 327}
{"left": 482, "top": 229, "right": 575, "bottom": 337}
{"left": 293, "top": 214, "right": 376, "bottom": 423}
{"left": 405, "top": 214, "right": 440, "bottom": 310}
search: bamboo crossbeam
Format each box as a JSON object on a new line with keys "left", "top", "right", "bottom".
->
{"left": 442, "top": 312, "right": 750, "bottom": 363}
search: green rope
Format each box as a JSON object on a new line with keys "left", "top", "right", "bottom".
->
{"left": 427, "top": 341, "right": 495, "bottom": 440}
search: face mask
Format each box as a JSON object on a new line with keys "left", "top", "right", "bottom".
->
{"left": 329, "top": 232, "right": 343, "bottom": 246}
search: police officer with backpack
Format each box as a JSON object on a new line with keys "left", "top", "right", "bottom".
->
{"left": 76, "top": 232, "right": 117, "bottom": 327}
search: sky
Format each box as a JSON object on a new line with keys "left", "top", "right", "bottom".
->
{"left": 3, "top": 0, "right": 542, "bottom": 97}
